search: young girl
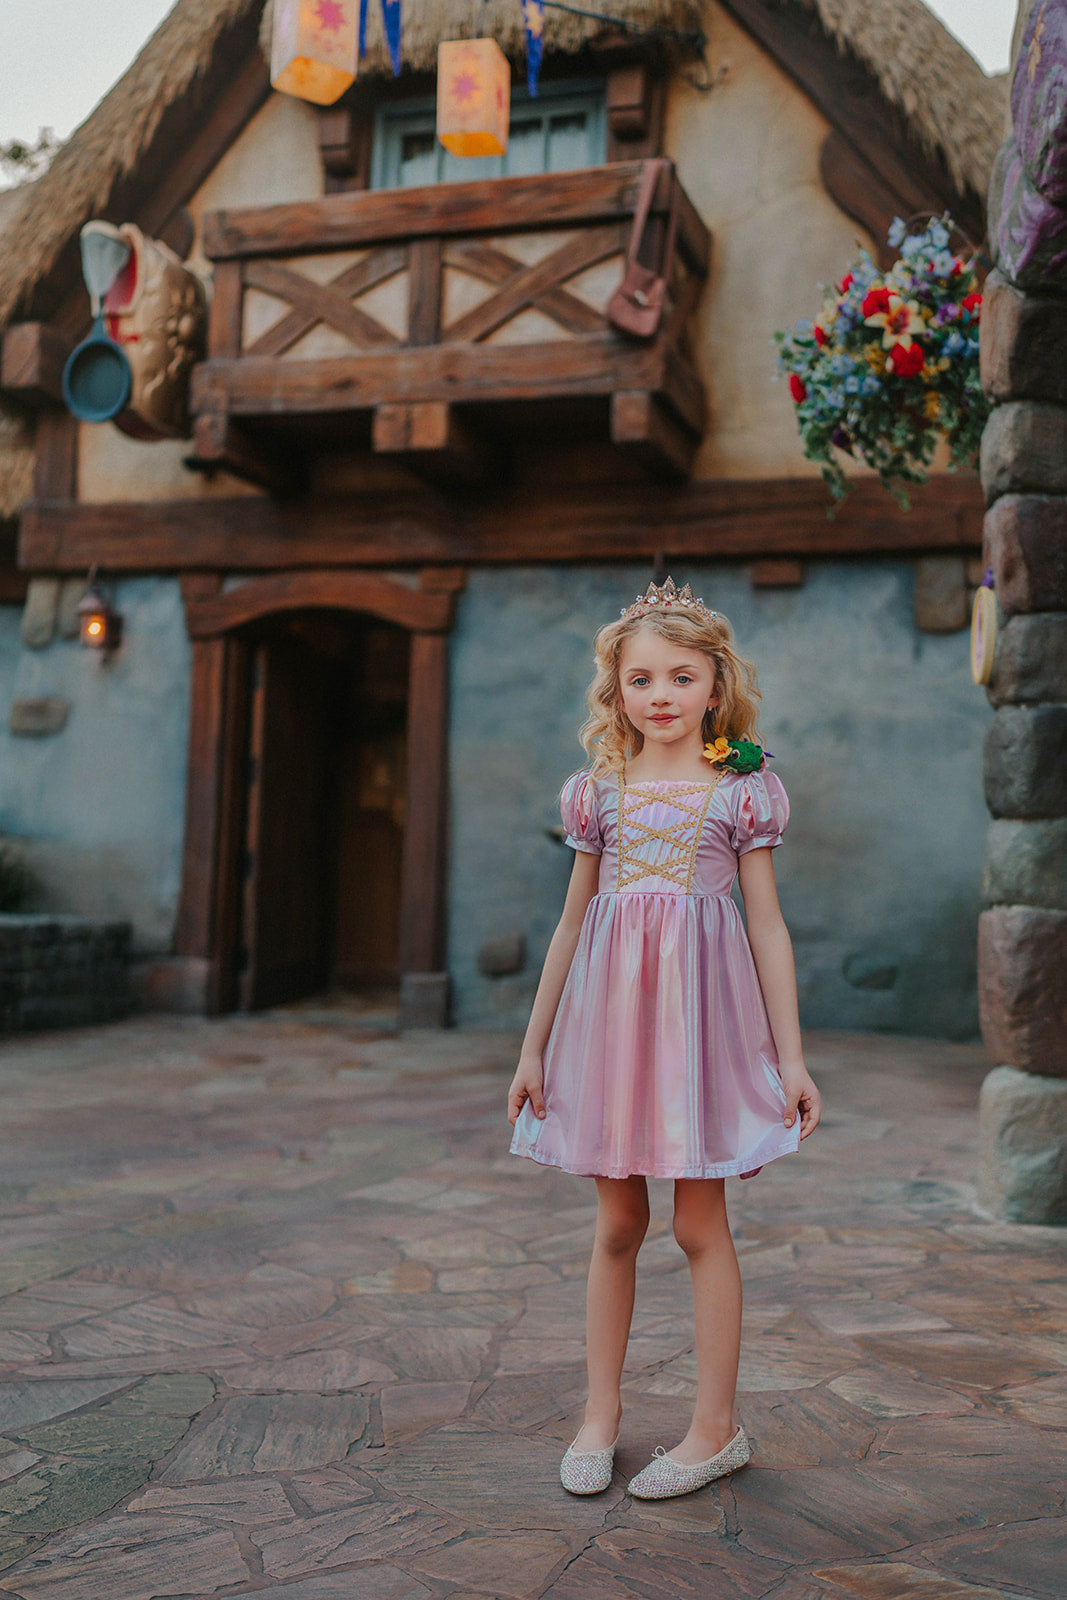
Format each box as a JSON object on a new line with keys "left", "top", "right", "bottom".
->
{"left": 507, "top": 578, "right": 821, "bottom": 1501}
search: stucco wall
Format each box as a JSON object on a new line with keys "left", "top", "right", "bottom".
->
{"left": 447, "top": 564, "right": 991, "bottom": 1041}
{"left": 0, "top": 579, "right": 191, "bottom": 953}
{"left": 78, "top": 91, "right": 324, "bottom": 507}
{"left": 665, "top": 1, "right": 876, "bottom": 480}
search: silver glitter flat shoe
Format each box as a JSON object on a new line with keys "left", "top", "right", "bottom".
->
{"left": 559, "top": 1430, "right": 619, "bottom": 1495}
{"left": 627, "top": 1425, "right": 750, "bottom": 1499}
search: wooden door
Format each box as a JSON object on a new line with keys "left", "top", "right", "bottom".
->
{"left": 239, "top": 634, "right": 334, "bottom": 1009}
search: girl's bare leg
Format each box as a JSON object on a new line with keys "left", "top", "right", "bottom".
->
{"left": 668, "top": 1177, "right": 742, "bottom": 1463}
{"left": 577, "top": 1174, "right": 649, "bottom": 1451}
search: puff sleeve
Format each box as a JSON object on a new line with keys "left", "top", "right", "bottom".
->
{"left": 728, "top": 771, "right": 789, "bottom": 856}
{"left": 560, "top": 770, "right": 604, "bottom": 855}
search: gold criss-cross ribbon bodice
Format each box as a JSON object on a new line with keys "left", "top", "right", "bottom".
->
{"left": 615, "top": 776, "right": 725, "bottom": 894}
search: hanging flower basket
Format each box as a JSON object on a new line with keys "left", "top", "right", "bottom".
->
{"left": 775, "top": 217, "right": 989, "bottom": 506}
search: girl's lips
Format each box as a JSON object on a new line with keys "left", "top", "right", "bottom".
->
{"left": 650, "top": 714, "right": 676, "bottom": 724}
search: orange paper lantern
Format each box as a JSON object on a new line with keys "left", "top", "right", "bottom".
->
{"left": 271, "top": 0, "right": 360, "bottom": 106}
{"left": 436, "top": 39, "right": 510, "bottom": 157}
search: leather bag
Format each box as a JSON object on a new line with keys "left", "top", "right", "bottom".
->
{"left": 607, "top": 158, "right": 679, "bottom": 340}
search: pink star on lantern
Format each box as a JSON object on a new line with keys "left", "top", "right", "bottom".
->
{"left": 450, "top": 70, "right": 480, "bottom": 105}
{"left": 314, "top": 0, "right": 346, "bottom": 32}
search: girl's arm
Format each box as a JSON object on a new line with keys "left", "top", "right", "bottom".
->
{"left": 507, "top": 848, "right": 601, "bottom": 1125}
{"left": 737, "top": 848, "right": 822, "bottom": 1139}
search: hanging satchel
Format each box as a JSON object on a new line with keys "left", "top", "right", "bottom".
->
{"left": 607, "top": 158, "right": 679, "bottom": 340}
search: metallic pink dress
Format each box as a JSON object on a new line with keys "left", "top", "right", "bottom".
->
{"left": 510, "top": 768, "right": 800, "bottom": 1180}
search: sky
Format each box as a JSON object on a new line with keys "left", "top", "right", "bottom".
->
{"left": 0, "top": 0, "right": 1019, "bottom": 152}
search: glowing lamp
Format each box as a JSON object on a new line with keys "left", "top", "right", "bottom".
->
{"left": 77, "top": 573, "right": 123, "bottom": 654}
{"left": 271, "top": 0, "right": 359, "bottom": 106}
{"left": 437, "top": 39, "right": 510, "bottom": 157}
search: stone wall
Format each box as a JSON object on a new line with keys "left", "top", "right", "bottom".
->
{"left": 976, "top": 0, "right": 1067, "bottom": 1224}
{"left": 447, "top": 562, "right": 990, "bottom": 1038}
{"left": 0, "top": 915, "right": 131, "bottom": 1034}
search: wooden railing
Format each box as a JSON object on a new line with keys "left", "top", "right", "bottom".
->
{"left": 190, "top": 161, "right": 710, "bottom": 489}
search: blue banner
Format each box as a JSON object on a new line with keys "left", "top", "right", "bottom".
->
{"left": 522, "top": 0, "right": 544, "bottom": 96}
{"left": 381, "top": 0, "right": 402, "bottom": 76}
{"left": 358, "top": 0, "right": 369, "bottom": 59}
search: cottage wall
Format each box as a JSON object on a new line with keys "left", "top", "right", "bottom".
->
{"left": 449, "top": 565, "right": 989, "bottom": 1039}
{"left": 1, "top": 7, "right": 993, "bottom": 1032}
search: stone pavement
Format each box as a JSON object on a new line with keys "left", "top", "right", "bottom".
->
{"left": 0, "top": 1015, "right": 1064, "bottom": 1600}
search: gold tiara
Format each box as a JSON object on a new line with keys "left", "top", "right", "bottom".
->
{"left": 620, "top": 576, "right": 717, "bottom": 622}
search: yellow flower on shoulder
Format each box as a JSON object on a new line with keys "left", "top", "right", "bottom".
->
{"left": 703, "top": 737, "right": 735, "bottom": 766}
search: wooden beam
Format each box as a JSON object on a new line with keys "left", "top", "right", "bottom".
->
{"left": 184, "top": 569, "right": 457, "bottom": 638}
{"left": 202, "top": 161, "right": 710, "bottom": 279}
{"left": 399, "top": 629, "right": 449, "bottom": 976}
{"left": 717, "top": 0, "right": 985, "bottom": 242}
{"left": 190, "top": 335, "right": 697, "bottom": 424}
{"left": 19, "top": 474, "right": 985, "bottom": 573}
{"left": 372, "top": 401, "right": 495, "bottom": 489}
{"left": 611, "top": 390, "right": 698, "bottom": 481}
{"left": 33, "top": 410, "right": 77, "bottom": 503}
{"left": 819, "top": 132, "right": 902, "bottom": 271}
{"left": 186, "top": 413, "right": 305, "bottom": 497}
{"left": 1, "top": 323, "right": 73, "bottom": 408}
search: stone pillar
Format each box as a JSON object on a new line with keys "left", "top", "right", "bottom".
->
{"left": 976, "top": 1, "right": 1067, "bottom": 1223}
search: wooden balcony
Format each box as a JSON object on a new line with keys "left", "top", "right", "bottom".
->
{"left": 190, "top": 161, "right": 710, "bottom": 491}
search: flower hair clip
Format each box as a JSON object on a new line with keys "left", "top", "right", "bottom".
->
{"left": 703, "top": 738, "right": 770, "bottom": 775}
{"left": 621, "top": 576, "right": 718, "bottom": 623}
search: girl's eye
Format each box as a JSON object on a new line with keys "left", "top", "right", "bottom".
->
{"left": 631, "top": 676, "right": 649, "bottom": 687}
{"left": 675, "top": 675, "right": 692, "bottom": 685}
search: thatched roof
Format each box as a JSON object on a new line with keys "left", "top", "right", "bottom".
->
{"left": 795, "top": 0, "right": 1007, "bottom": 197}
{"left": 0, "top": 0, "right": 1007, "bottom": 337}
{"left": 259, "top": 0, "right": 703, "bottom": 75}
{"left": 0, "top": 187, "right": 35, "bottom": 519}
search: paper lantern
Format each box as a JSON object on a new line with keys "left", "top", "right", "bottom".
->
{"left": 271, "top": 0, "right": 360, "bottom": 106}
{"left": 437, "top": 39, "right": 510, "bottom": 158}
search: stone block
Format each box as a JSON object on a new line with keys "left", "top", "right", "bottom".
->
{"left": 978, "top": 1065, "right": 1067, "bottom": 1224}
{"left": 56, "top": 577, "right": 89, "bottom": 640}
{"left": 985, "top": 809, "right": 1045, "bottom": 894}
{"left": 988, "top": 613, "right": 1067, "bottom": 705}
{"left": 20, "top": 577, "right": 60, "bottom": 649}
{"left": 8, "top": 697, "right": 69, "bottom": 737}
{"left": 130, "top": 957, "right": 209, "bottom": 1014}
{"left": 978, "top": 906, "right": 1067, "bottom": 1077}
{"left": 980, "top": 271, "right": 1067, "bottom": 405}
{"left": 980, "top": 402, "right": 1067, "bottom": 503}
{"left": 984, "top": 705, "right": 1067, "bottom": 818}
{"left": 912, "top": 556, "right": 969, "bottom": 632}
{"left": 477, "top": 931, "right": 526, "bottom": 977}
{"left": 1012, "top": 2, "right": 1067, "bottom": 205}
{"left": 399, "top": 970, "right": 449, "bottom": 1030}
{"left": 993, "top": 138, "right": 1067, "bottom": 295}
{"left": 985, "top": 495, "right": 1067, "bottom": 613}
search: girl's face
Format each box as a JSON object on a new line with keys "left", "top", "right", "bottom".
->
{"left": 618, "top": 627, "right": 717, "bottom": 753}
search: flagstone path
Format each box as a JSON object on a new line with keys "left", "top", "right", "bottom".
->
{"left": 0, "top": 1014, "right": 1063, "bottom": 1599}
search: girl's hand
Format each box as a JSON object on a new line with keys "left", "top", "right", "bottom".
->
{"left": 781, "top": 1065, "right": 821, "bottom": 1140}
{"left": 507, "top": 1056, "right": 546, "bottom": 1126}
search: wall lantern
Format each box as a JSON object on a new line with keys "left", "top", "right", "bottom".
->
{"left": 436, "top": 39, "right": 510, "bottom": 157}
{"left": 271, "top": 0, "right": 360, "bottom": 106}
{"left": 77, "top": 571, "right": 123, "bottom": 655}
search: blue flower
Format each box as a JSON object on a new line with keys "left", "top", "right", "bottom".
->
{"left": 929, "top": 221, "right": 951, "bottom": 250}
{"left": 887, "top": 217, "right": 907, "bottom": 247}
{"left": 944, "top": 330, "right": 965, "bottom": 356}
{"left": 844, "top": 375, "right": 861, "bottom": 394}
{"left": 862, "top": 375, "right": 882, "bottom": 395}
{"left": 795, "top": 318, "right": 813, "bottom": 336}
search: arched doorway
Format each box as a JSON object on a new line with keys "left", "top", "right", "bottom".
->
{"left": 175, "top": 569, "right": 462, "bottom": 1026}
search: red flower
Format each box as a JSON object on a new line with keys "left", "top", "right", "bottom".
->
{"left": 788, "top": 373, "right": 808, "bottom": 403}
{"left": 951, "top": 259, "right": 963, "bottom": 276}
{"left": 862, "top": 286, "right": 891, "bottom": 318}
{"left": 961, "top": 292, "right": 982, "bottom": 319}
{"left": 814, "top": 324, "right": 829, "bottom": 347}
{"left": 839, "top": 272, "right": 854, "bottom": 293}
{"left": 886, "top": 342, "right": 925, "bottom": 378}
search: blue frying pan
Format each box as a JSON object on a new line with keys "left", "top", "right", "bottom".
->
{"left": 62, "top": 312, "right": 132, "bottom": 423}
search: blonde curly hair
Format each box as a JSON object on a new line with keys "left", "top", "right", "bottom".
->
{"left": 580, "top": 605, "right": 762, "bottom": 777}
